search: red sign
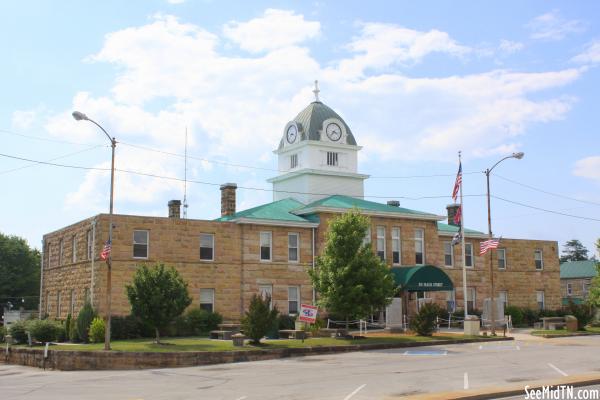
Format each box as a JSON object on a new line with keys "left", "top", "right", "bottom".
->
{"left": 298, "top": 304, "right": 318, "bottom": 323}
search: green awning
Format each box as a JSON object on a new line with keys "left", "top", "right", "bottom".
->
{"left": 562, "top": 297, "right": 584, "bottom": 306}
{"left": 391, "top": 265, "right": 454, "bottom": 292}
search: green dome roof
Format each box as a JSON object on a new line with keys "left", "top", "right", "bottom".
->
{"left": 278, "top": 101, "right": 357, "bottom": 149}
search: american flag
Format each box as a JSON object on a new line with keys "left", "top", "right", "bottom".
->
{"left": 452, "top": 162, "right": 462, "bottom": 202}
{"left": 480, "top": 238, "right": 500, "bottom": 255}
{"left": 453, "top": 205, "right": 462, "bottom": 225}
{"left": 100, "top": 239, "right": 112, "bottom": 261}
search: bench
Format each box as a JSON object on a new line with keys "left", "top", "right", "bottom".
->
{"left": 541, "top": 317, "right": 567, "bottom": 330}
{"left": 279, "top": 329, "right": 307, "bottom": 340}
{"left": 210, "top": 330, "right": 233, "bottom": 340}
{"left": 218, "top": 323, "right": 241, "bottom": 333}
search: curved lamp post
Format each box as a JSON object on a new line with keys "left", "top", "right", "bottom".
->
{"left": 72, "top": 111, "right": 116, "bottom": 351}
{"left": 486, "top": 151, "right": 524, "bottom": 336}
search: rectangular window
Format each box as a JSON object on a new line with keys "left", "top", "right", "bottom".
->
{"left": 536, "top": 290, "right": 545, "bottom": 310}
{"left": 199, "top": 233, "right": 214, "bottom": 261}
{"left": 71, "top": 235, "right": 77, "bottom": 263}
{"left": 59, "top": 239, "right": 64, "bottom": 266}
{"left": 288, "top": 233, "right": 299, "bottom": 262}
{"left": 498, "top": 290, "right": 508, "bottom": 307}
{"left": 497, "top": 249, "right": 506, "bottom": 270}
{"left": 133, "top": 230, "right": 149, "bottom": 258}
{"left": 200, "top": 288, "right": 215, "bottom": 312}
{"left": 376, "top": 226, "right": 386, "bottom": 261}
{"left": 443, "top": 241, "right": 453, "bottom": 267}
{"left": 70, "top": 289, "right": 75, "bottom": 316}
{"left": 288, "top": 286, "right": 299, "bottom": 315}
{"left": 56, "top": 291, "right": 61, "bottom": 318}
{"left": 326, "top": 151, "right": 339, "bottom": 166}
{"left": 87, "top": 230, "right": 93, "bottom": 260}
{"left": 465, "top": 243, "right": 474, "bottom": 268}
{"left": 290, "top": 154, "right": 298, "bottom": 169}
{"left": 362, "top": 227, "right": 371, "bottom": 246}
{"left": 259, "top": 285, "right": 273, "bottom": 310}
{"left": 47, "top": 242, "right": 53, "bottom": 268}
{"left": 415, "top": 229, "right": 425, "bottom": 265}
{"left": 534, "top": 250, "right": 543, "bottom": 270}
{"left": 392, "top": 228, "right": 401, "bottom": 265}
{"left": 260, "top": 231, "right": 272, "bottom": 261}
{"left": 567, "top": 283, "right": 572, "bottom": 296}
{"left": 467, "top": 287, "right": 476, "bottom": 313}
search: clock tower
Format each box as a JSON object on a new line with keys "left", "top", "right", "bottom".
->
{"left": 268, "top": 81, "right": 369, "bottom": 204}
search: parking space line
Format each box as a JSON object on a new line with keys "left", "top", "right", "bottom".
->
{"left": 548, "top": 363, "right": 568, "bottom": 377}
{"left": 343, "top": 384, "right": 366, "bottom": 400}
{"left": 463, "top": 372, "right": 469, "bottom": 390}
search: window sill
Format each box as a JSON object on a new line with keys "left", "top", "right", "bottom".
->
{"left": 199, "top": 259, "right": 215, "bottom": 262}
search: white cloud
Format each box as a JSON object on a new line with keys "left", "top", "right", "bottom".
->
{"left": 223, "top": 9, "right": 320, "bottom": 53}
{"left": 11, "top": 110, "right": 37, "bottom": 130}
{"left": 573, "top": 156, "right": 600, "bottom": 183}
{"left": 337, "top": 23, "right": 471, "bottom": 78}
{"left": 498, "top": 40, "right": 524, "bottom": 54}
{"left": 45, "top": 12, "right": 584, "bottom": 212}
{"left": 527, "top": 10, "right": 586, "bottom": 41}
{"left": 572, "top": 39, "right": 600, "bottom": 64}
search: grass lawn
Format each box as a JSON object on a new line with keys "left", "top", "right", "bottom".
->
{"left": 48, "top": 332, "right": 482, "bottom": 353}
{"left": 531, "top": 326, "right": 600, "bottom": 337}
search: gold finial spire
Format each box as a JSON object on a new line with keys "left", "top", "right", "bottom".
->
{"left": 313, "top": 80, "right": 320, "bottom": 102}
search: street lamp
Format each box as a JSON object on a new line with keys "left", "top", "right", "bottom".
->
{"left": 485, "top": 151, "right": 524, "bottom": 336}
{"left": 72, "top": 111, "right": 116, "bottom": 351}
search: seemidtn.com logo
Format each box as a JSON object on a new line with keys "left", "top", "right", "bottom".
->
{"left": 524, "top": 385, "right": 600, "bottom": 399}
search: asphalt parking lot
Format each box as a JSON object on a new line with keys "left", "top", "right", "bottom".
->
{"left": 1, "top": 332, "right": 600, "bottom": 400}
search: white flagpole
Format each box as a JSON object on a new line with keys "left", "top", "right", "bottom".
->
{"left": 459, "top": 151, "right": 468, "bottom": 319}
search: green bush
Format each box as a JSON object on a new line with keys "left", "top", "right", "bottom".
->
{"left": 76, "top": 301, "right": 96, "bottom": 343}
{"left": 0, "top": 326, "right": 6, "bottom": 342}
{"left": 69, "top": 316, "right": 80, "bottom": 342}
{"left": 278, "top": 314, "right": 296, "bottom": 330}
{"left": 9, "top": 320, "right": 29, "bottom": 343}
{"left": 522, "top": 308, "right": 539, "bottom": 327}
{"left": 564, "top": 301, "right": 594, "bottom": 330}
{"left": 185, "top": 308, "right": 223, "bottom": 336}
{"left": 505, "top": 306, "right": 524, "bottom": 326}
{"left": 64, "top": 314, "right": 72, "bottom": 341}
{"left": 111, "top": 315, "right": 141, "bottom": 340}
{"left": 410, "top": 303, "right": 443, "bottom": 336}
{"left": 28, "top": 319, "right": 62, "bottom": 343}
{"left": 241, "top": 294, "right": 279, "bottom": 344}
{"left": 88, "top": 317, "right": 105, "bottom": 343}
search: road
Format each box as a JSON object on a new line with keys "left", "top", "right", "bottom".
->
{"left": 1, "top": 333, "right": 600, "bottom": 399}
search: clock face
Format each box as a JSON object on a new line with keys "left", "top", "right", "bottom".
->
{"left": 326, "top": 123, "right": 342, "bottom": 141}
{"left": 286, "top": 125, "right": 297, "bottom": 143}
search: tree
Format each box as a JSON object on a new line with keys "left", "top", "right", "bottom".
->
{"left": 241, "top": 294, "right": 279, "bottom": 344}
{"left": 587, "top": 239, "right": 600, "bottom": 309}
{"left": 309, "top": 210, "right": 396, "bottom": 328}
{"left": 126, "top": 263, "right": 192, "bottom": 344}
{"left": 560, "top": 239, "right": 589, "bottom": 262}
{"left": 0, "top": 232, "right": 40, "bottom": 310}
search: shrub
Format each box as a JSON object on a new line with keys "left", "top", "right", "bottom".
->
{"left": 88, "top": 317, "right": 105, "bottom": 343}
{"left": 564, "top": 301, "right": 594, "bottom": 330}
{"left": 186, "top": 309, "right": 223, "bottom": 336}
{"left": 9, "top": 320, "right": 29, "bottom": 343}
{"left": 241, "top": 294, "right": 279, "bottom": 344}
{"left": 76, "top": 301, "right": 96, "bottom": 343}
{"left": 28, "top": 319, "right": 62, "bottom": 343}
{"left": 278, "top": 314, "right": 296, "bottom": 330}
{"left": 505, "top": 306, "right": 524, "bottom": 326}
{"left": 522, "top": 308, "right": 539, "bottom": 327}
{"left": 64, "top": 314, "right": 72, "bottom": 341}
{"left": 111, "top": 315, "right": 141, "bottom": 340}
{"left": 410, "top": 303, "right": 443, "bottom": 336}
{"left": 69, "top": 316, "right": 80, "bottom": 342}
{"left": 0, "top": 326, "right": 6, "bottom": 342}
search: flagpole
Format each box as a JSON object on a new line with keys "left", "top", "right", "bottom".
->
{"left": 459, "top": 151, "right": 468, "bottom": 320}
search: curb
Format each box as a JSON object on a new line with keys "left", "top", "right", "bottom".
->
{"left": 3, "top": 336, "right": 512, "bottom": 371}
{"left": 389, "top": 373, "right": 600, "bottom": 400}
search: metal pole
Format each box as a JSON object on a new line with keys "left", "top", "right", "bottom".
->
{"left": 105, "top": 137, "right": 115, "bottom": 351}
{"left": 459, "top": 152, "right": 468, "bottom": 320}
{"left": 486, "top": 169, "right": 496, "bottom": 336}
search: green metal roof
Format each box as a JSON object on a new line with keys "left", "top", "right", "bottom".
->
{"left": 294, "top": 195, "right": 439, "bottom": 218}
{"left": 278, "top": 101, "right": 357, "bottom": 149}
{"left": 391, "top": 265, "right": 454, "bottom": 292}
{"left": 560, "top": 260, "right": 598, "bottom": 279}
{"left": 437, "top": 222, "right": 485, "bottom": 236}
{"left": 215, "top": 198, "right": 311, "bottom": 223}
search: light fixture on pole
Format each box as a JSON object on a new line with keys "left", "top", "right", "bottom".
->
{"left": 485, "top": 151, "right": 524, "bottom": 336}
{"left": 72, "top": 111, "right": 116, "bottom": 351}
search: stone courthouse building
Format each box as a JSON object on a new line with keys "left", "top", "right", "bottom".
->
{"left": 40, "top": 88, "right": 561, "bottom": 322}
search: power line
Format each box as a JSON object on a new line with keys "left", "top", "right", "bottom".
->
{"left": 494, "top": 173, "right": 600, "bottom": 207}
{"left": 492, "top": 195, "right": 600, "bottom": 222}
{"left": 0, "top": 128, "right": 103, "bottom": 147}
{"left": 0, "top": 145, "right": 105, "bottom": 175}
{"left": 0, "top": 152, "right": 484, "bottom": 201}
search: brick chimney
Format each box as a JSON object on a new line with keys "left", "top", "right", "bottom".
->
{"left": 220, "top": 183, "right": 237, "bottom": 217}
{"left": 446, "top": 204, "right": 460, "bottom": 226}
{"left": 168, "top": 200, "right": 181, "bottom": 218}
{"left": 387, "top": 200, "right": 400, "bottom": 207}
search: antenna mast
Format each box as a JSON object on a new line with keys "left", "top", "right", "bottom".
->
{"left": 183, "top": 127, "right": 188, "bottom": 219}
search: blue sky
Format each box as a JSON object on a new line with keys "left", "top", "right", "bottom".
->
{"left": 1, "top": 1, "right": 599, "bottom": 255}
